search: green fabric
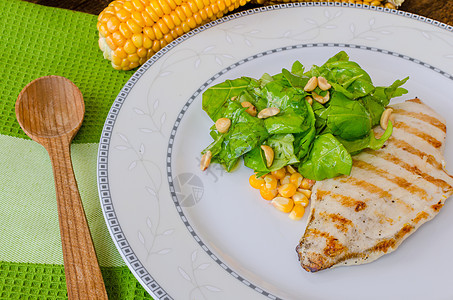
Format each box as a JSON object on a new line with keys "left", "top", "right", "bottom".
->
{"left": 0, "top": 135, "right": 123, "bottom": 267}
{"left": 0, "top": 0, "right": 134, "bottom": 144}
{"left": 0, "top": 0, "right": 152, "bottom": 298}
{"left": 0, "top": 262, "right": 152, "bottom": 299}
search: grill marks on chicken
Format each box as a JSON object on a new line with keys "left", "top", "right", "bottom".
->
{"left": 296, "top": 99, "right": 453, "bottom": 272}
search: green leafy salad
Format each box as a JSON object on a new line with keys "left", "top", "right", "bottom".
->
{"left": 201, "top": 51, "right": 408, "bottom": 181}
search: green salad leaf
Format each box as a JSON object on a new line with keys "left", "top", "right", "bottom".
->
{"left": 325, "top": 91, "right": 372, "bottom": 140}
{"left": 202, "top": 99, "right": 268, "bottom": 171}
{"left": 298, "top": 133, "right": 353, "bottom": 181}
{"left": 201, "top": 51, "right": 408, "bottom": 181}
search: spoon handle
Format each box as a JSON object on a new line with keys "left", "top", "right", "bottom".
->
{"left": 46, "top": 139, "right": 108, "bottom": 299}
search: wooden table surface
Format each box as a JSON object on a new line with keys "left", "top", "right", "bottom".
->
{"left": 23, "top": 0, "right": 453, "bottom": 25}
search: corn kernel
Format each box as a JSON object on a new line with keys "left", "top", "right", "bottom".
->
{"left": 160, "top": 0, "right": 173, "bottom": 14}
{"left": 249, "top": 174, "right": 264, "bottom": 189}
{"left": 123, "top": 40, "right": 137, "bottom": 54}
{"left": 105, "top": 35, "right": 117, "bottom": 50}
{"left": 271, "top": 197, "right": 294, "bottom": 213}
{"left": 107, "top": 16, "right": 121, "bottom": 32}
{"left": 112, "top": 31, "right": 127, "bottom": 46}
{"left": 131, "top": 33, "right": 144, "bottom": 48}
{"left": 111, "top": 52, "right": 123, "bottom": 66}
{"left": 278, "top": 183, "right": 297, "bottom": 198}
{"left": 280, "top": 174, "right": 290, "bottom": 185}
{"left": 123, "top": 1, "right": 134, "bottom": 12}
{"left": 116, "top": 8, "right": 131, "bottom": 22}
{"left": 289, "top": 173, "right": 303, "bottom": 187}
{"left": 145, "top": 6, "right": 160, "bottom": 21}
{"left": 137, "top": 47, "right": 148, "bottom": 58}
{"left": 131, "top": 13, "right": 145, "bottom": 28}
{"left": 292, "top": 192, "right": 309, "bottom": 207}
{"left": 141, "top": 10, "right": 154, "bottom": 26}
{"left": 142, "top": 35, "right": 152, "bottom": 49}
{"left": 271, "top": 168, "right": 286, "bottom": 180}
{"left": 119, "top": 22, "right": 133, "bottom": 39}
{"left": 260, "top": 187, "right": 278, "bottom": 201}
{"left": 297, "top": 188, "right": 312, "bottom": 199}
{"left": 162, "top": 14, "right": 176, "bottom": 29}
{"left": 289, "top": 204, "right": 305, "bottom": 220}
{"left": 186, "top": 16, "right": 197, "bottom": 28}
{"left": 152, "top": 24, "right": 164, "bottom": 40}
{"left": 157, "top": 19, "right": 170, "bottom": 34}
{"left": 263, "top": 174, "right": 278, "bottom": 190}
{"left": 132, "top": 0, "right": 146, "bottom": 11}
{"left": 300, "top": 178, "right": 315, "bottom": 189}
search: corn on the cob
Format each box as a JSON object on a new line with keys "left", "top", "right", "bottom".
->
{"left": 97, "top": 0, "right": 249, "bottom": 70}
{"left": 250, "top": 0, "right": 400, "bottom": 9}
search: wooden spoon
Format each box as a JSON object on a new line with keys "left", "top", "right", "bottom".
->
{"left": 15, "top": 76, "right": 108, "bottom": 299}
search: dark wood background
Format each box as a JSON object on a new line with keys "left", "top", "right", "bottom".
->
{"left": 22, "top": 0, "right": 453, "bottom": 25}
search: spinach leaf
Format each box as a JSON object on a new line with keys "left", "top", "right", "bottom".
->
{"left": 264, "top": 97, "right": 313, "bottom": 135}
{"left": 373, "top": 76, "right": 409, "bottom": 106}
{"left": 243, "top": 146, "right": 269, "bottom": 176}
{"left": 294, "top": 100, "right": 316, "bottom": 160}
{"left": 337, "top": 121, "right": 393, "bottom": 155}
{"left": 203, "top": 100, "right": 268, "bottom": 171}
{"left": 359, "top": 95, "right": 385, "bottom": 127}
{"left": 281, "top": 68, "right": 308, "bottom": 91}
{"left": 311, "top": 101, "right": 328, "bottom": 133}
{"left": 258, "top": 73, "right": 274, "bottom": 87}
{"left": 202, "top": 77, "right": 255, "bottom": 121}
{"left": 298, "top": 133, "right": 352, "bottom": 181}
{"left": 267, "top": 134, "right": 299, "bottom": 171}
{"left": 261, "top": 79, "right": 304, "bottom": 109}
{"left": 307, "top": 51, "right": 374, "bottom": 99}
{"left": 291, "top": 60, "right": 305, "bottom": 77}
{"left": 325, "top": 50, "right": 350, "bottom": 64}
{"left": 244, "top": 134, "right": 300, "bottom": 175}
{"left": 325, "top": 92, "right": 372, "bottom": 140}
{"left": 260, "top": 78, "right": 310, "bottom": 134}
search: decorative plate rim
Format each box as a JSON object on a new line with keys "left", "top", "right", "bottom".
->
{"left": 97, "top": 3, "right": 453, "bottom": 300}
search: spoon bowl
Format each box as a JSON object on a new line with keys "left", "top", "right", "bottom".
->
{"left": 16, "top": 76, "right": 84, "bottom": 141}
{"left": 16, "top": 76, "right": 108, "bottom": 299}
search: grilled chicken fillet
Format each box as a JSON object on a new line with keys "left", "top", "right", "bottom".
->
{"left": 296, "top": 99, "right": 453, "bottom": 272}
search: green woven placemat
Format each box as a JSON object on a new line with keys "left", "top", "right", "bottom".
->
{"left": 0, "top": 261, "right": 152, "bottom": 299}
{"left": 0, "top": 0, "right": 134, "bottom": 144}
{"left": 0, "top": 0, "right": 153, "bottom": 299}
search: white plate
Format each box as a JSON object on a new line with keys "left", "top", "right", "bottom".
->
{"left": 97, "top": 3, "right": 453, "bottom": 300}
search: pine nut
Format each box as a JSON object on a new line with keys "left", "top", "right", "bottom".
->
{"left": 312, "top": 91, "right": 330, "bottom": 104}
{"left": 304, "top": 76, "right": 318, "bottom": 92}
{"left": 241, "top": 101, "right": 257, "bottom": 117}
{"left": 380, "top": 108, "right": 393, "bottom": 130}
{"left": 305, "top": 96, "right": 313, "bottom": 105}
{"left": 200, "top": 150, "right": 212, "bottom": 171}
{"left": 215, "top": 117, "right": 231, "bottom": 133}
{"left": 286, "top": 165, "right": 297, "bottom": 174}
{"left": 317, "top": 76, "right": 331, "bottom": 91}
{"left": 261, "top": 145, "right": 274, "bottom": 168}
{"left": 258, "top": 107, "right": 280, "bottom": 119}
